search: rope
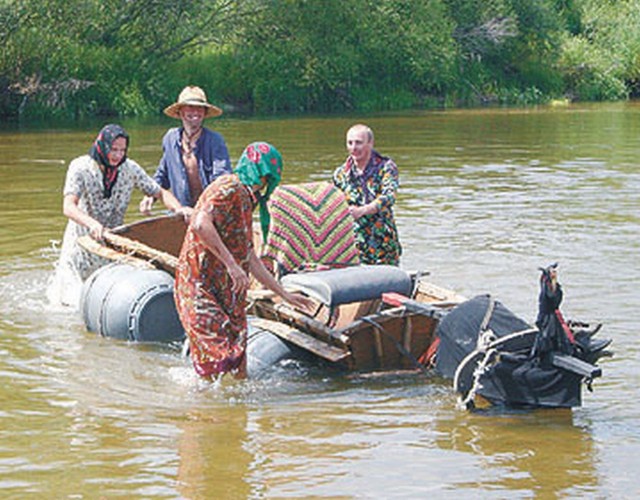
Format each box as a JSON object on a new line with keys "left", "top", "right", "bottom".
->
{"left": 457, "top": 348, "right": 499, "bottom": 410}
{"left": 479, "top": 295, "right": 495, "bottom": 334}
{"left": 456, "top": 296, "right": 501, "bottom": 409}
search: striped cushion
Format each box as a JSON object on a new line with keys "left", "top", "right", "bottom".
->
{"left": 262, "top": 182, "right": 360, "bottom": 274}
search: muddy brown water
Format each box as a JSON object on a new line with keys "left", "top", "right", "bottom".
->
{"left": 1, "top": 103, "right": 638, "bottom": 498}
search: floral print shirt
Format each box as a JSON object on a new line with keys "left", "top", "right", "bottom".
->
{"left": 333, "top": 150, "right": 401, "bottom": 265}
{"left": 58, "top": 154, "right": 161, "bottom": 280}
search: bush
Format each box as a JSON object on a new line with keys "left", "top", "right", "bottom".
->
{"left": 559, "top": 37, "right": 628, "bottom": 101}
{"left": 3, "top": 0, "right": 640, "bottom": 119}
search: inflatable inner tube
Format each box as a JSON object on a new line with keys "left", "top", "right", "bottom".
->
{"left": 81, "top": 263, "right": 184, "bottom": 343}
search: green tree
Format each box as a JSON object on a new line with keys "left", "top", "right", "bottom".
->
{"left": 234, "top": 0, "right": 456, "bottom": 113}
{"left": 2, "top": 0, "right": 640, "bottom": 118}
{"left": 557, "top": 0, "right": 639, "bottom": 100}
{"left": 443, "top": 0, "right": 567, "bottom": 103}
{"left": 1, "top": 0, "right": 258, "bottom": 117}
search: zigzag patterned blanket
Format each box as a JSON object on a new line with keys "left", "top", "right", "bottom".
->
{"left": 262, "top": 182, "right": 360, "bottom": 274}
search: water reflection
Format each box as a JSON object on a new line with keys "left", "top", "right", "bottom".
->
{"left": 436, "top": 409, "right": 598, "bottom": 497}
{"left": 177, "top": 409, "right": 253, "bottom": 499}
{"left": 171, "top": 376, "right": 602, "bottom": 499}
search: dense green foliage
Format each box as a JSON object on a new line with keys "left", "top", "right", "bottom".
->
{"left": 1, "top": 0, "right": 639, "bottom": 119}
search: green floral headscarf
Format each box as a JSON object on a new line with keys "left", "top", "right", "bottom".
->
{"left": 234, "top": 142, "right": 283, "bottom": 242}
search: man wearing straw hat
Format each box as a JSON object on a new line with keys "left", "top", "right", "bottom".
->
{"left": 139, "top": 86, "right": 232, "bottom": 215}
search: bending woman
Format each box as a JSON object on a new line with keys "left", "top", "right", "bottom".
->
{"left": 48, "top": 124, "right": 187, "bottom": 308}
{"left": 174, "top": 142, "right": 313, "bottom": 379}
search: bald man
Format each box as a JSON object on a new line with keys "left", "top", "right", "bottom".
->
{"left": 332, "top": 124, "right": 401, "bottom": 265}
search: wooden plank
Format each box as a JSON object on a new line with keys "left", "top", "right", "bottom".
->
{"left": 272, "top": 303, "right": 348, "bottom": 347}
{"left": 247, "top": 289, "right": 276, "bottom": 301}
{"left": 77, "top": 236, "right": 156, "bottom": 269}
{"left": 373, "top": 328, "right": 384, "bottom": 366}
{"left": 251, "top": 318, "right": 351, "bottom": 363}
{"left": 415, "top": 279, "right": 466, "bottom": 304}
{"left": 339, "top": 311, "right": 436, "bottom": 371}
{"left": 402, "top": 316, "right": 412, "bottom": 360}
{"left": 103, "top": 232, "right": 178, "bottom": 275}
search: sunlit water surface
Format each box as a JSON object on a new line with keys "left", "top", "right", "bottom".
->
{"left": 1, "top": 103, "right": 639, "bottom": 498}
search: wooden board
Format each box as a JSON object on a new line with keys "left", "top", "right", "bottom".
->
{"left": 112, "top": 214, "right": 187, "bottom": 257}
{"left": 103, "top": 232, "right": 178, "bottom": 275}
{"left": 342, "top": 312, "right": 437, "bottom": 371}
{"left": 414, "top": 279, "right": 466, "bottom": 305}
{"left": 270, "top": 302, "right": 349, "bottom": 348}
{"left": 78, "top": 215, "right": 184, "bottom": 275}
{"left": 77, "top": 235, "right": 156, "bottom": 269}
{"left": 251, "top": 317, "right": 350, "bottom": 363}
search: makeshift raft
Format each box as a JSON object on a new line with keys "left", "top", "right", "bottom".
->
{"left": 77, "top": 182, "right": 612, "bottom": 409}
{"left": 77, "top": 214, "right": 464, "bottom": 372}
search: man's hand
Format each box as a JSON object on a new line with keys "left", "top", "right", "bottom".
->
{"left": 174, "top": 206, "right": 194, "bottom": 222}
{"left": 349, "top": 203, "right": 377, "bottom": 220}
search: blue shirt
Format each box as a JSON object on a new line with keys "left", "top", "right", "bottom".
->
{"left": 153, "top": 127, "right": 232, "bottom": 206}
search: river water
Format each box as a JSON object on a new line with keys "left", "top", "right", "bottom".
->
{"left": 1, "top": 103, "right": 638, "bottom": 498}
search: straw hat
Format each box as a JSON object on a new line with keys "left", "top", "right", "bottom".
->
{"left": 163, "top": 86, "right": 223, "bottom": 119}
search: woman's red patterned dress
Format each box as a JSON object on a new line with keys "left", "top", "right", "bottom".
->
{"left": 174, "top": 174, "right": 255, "bottom": 377}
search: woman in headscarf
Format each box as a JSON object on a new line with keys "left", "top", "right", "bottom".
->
{"left": 48, "top": 124, "right": 187, "bottom": 308}
{"left": 174, "top": 142, "right": 313, "bottom": 379}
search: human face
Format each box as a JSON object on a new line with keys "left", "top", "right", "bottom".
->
{"left": 346, "top": 128, "right": 372, "bottom": 166}
{"left": 252, "top": 176, "right": 268, "bottom": 193}
{"left": 179, "top": 105, "right": 206, "bottom": 129}
{"left": 107, "top": 137, "right": 127, "bottom": 167}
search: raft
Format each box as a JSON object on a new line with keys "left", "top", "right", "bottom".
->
{"left": 77, "top": 217, "right": 462, "bottom": 372}
{"left": 76, "top": 182, "right": 612, "bottom": 409}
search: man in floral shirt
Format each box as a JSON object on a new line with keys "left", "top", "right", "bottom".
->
{"left": 333, "top": 124, "right": 401, "bottom": 265}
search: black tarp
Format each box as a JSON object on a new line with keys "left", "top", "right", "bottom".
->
{"left": 476, "top": 357, "right": 582, "bottom": 408}
{"left": 435, "top": 294, "right": 586, "bottom": 408}
{"left": 435, "top": 294, "right": 531, "bottom": 379}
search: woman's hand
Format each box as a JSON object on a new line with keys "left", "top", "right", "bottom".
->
{"left": 88, "top": 220, "right": 105, "bottom": 241}
{"left": 282, "top": 291, "right": 316, "bottom": 313}
{"left": 64, "top": 193, "right": 108, "bottom": 242}
{"left": 227, "top": 261, "right": 251, "bottom": 294}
